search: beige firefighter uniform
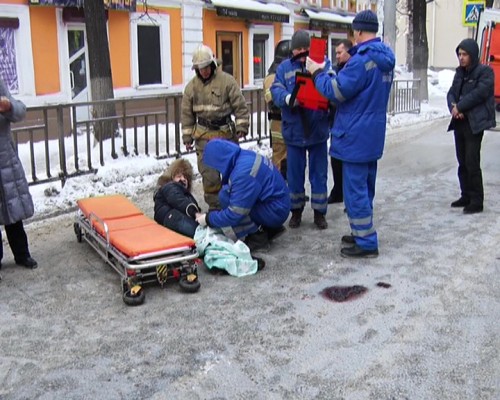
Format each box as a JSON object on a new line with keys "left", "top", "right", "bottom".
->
{"left": 182, "top": 69, "right": 249, "bottom": 210}
{"left": 264, "top": 72, "right": 287, "bottom": 175}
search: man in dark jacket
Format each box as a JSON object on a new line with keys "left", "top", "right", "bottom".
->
{"left": 328, "top": 39, "right": 353, "bottom": 204}
{"left": 447, "top": 38, "right": 496, "bottom": 214}
{"left": 306, "top": 10, "right": 395, "bottom": 258}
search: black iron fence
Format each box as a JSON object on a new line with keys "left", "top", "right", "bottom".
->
{"left": 12, "top": 81, "right": 419, "bottom": 187}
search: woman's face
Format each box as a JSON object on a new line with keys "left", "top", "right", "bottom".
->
{"left": 173, "top": 173, "right": 188, "bottom": 188}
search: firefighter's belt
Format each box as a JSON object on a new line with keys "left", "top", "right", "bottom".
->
{"left": 197, "top": 130, "right": 233, "bottom": 140}
{"left": 197, "top": 116, "right": 231, "bottom": 130}
{"left": 268, "top": 112, "right": 282, "bottom": 121}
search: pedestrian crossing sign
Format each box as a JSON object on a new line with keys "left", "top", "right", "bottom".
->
{"left": 463, "top": 0, "right": 485, "bottom": 27}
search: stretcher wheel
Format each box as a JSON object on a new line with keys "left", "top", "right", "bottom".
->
{"left": 179, "top": 274, "right": 200, "bottom": 293}
{"left": 73, "top": 223, "right": 83, "bottom": 243}
{"left": 122, "top": 285, "right": 145, "bottom": 306}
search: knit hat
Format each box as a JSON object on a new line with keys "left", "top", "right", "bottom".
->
{"left": 291, "top": 30, "right": 310, "bottom": 50}
{"left": 352, "top": 10, "right": 379, "bottom": 33}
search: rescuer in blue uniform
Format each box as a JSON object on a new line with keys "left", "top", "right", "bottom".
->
{"left": 271, "top": 30, "right": 330, "bottom": 230}
{"left": 305, "top": 10, "right": 395, "bottom": 258}
{"left": 194, "top": 139, "right": 290, "bottom": 253}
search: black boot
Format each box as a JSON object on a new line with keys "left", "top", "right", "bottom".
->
{"left": 340, "top": 244, "right": 378, "bottom": 258}
{"left": 252, "top": 256, "right": 266, "bottom": 271}
{"left": 288, "top": 209, "right": 303, "bottom": 229}
{"left": 245, "top": 228, "right": 270, "bottom": 252}
{"left": 263, "top": 225, "right": 286, "bottom": 241}
{"left": 463, "top": 204, "right": 483, "bottom": 214}
{"left": 451, "top": 197, "right": 470, "bottom": 208}
{"left": 313, "top": 211, "right": 328, "bottom": 229}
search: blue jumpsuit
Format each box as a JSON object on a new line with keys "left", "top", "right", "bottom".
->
{"left": 312, "top": 38, "right": 395, "bottom": 250}
{"left": 270, "top": 57, "right": 330, "bottom": 215}
{"left": 203, "top": 139, "right": 290, "bottom": 240}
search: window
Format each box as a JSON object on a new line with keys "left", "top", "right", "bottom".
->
{"left": 249, "top": 25, "right": 274, "bottom": 86}
{"left": 130, "top": 13, "right": 171, "bottom": 88}
{"left": 253, "top": 34, "right": 268, "bottom": 81}
{"left": 0, "top": 27, "right": 18, "bottom": 92}
{"left": 137, "top": 25, "right": 161, "bottom": 85}
{"left": 0, "top": 7, "right": 35, "bottom": 97}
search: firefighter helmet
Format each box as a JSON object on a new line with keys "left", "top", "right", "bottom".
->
{"left": 192, "top": 44, "right": 217, "bottom": 70}
{"left": 268, "top": 40, "right": 291, "bottom": 74}
{"left": 274, "top": 40, "right": 291, "bottom": 63}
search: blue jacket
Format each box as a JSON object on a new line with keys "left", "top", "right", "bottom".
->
{"left": 271, "top": 57, "right": 330, "bottom": 147}
{"left": 203, "top": 140, "right": 290, "bottom": 230}
{"left": 313, "top": 38, "right": 395, "bottom": 162}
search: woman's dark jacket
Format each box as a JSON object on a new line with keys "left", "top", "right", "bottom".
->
{"left": 447, "top": 38, "right": 496, "bottom": 134}
{"left": 154, "top": 182, "right": 199, "bottom": 225}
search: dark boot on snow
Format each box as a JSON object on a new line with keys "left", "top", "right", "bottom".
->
{"left": 289, "top": 209, "right": 303, "bottom": 229}
{"left": 313, "top": 211, "right": 328, "bottom": 229}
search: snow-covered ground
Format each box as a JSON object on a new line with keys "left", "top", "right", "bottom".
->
{"left": 24, "top": 69, "right": 455, "bottom": 220}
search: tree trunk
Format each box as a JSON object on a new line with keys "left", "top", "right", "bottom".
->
{"left": 412, "top": 0, "right": 429, "bottom": 101}
{"left": 83, "top": 0, "right": 117, "bottom": 142}
{"left": 406, "top": 0, "right": 414, "bottom": 71}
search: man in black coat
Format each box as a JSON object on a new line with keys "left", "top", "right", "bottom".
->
{"left": 447, "top": 38, "right": 496, "bottom": 214}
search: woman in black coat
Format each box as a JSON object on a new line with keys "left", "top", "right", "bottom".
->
{"left": 153, "top": 158, "right": 200, "bottom": 238}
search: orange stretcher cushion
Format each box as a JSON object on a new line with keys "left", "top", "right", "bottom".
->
{"left": 109, "top": 223, "right": 195, "bottom": 257}
{"left": 91, "top": 214, "right": 158, "bottom": 238}
{"left": 77, "top": 194, "right": 195, "bottom": 258}
{"left": 77, "top": 194, "right": 143, "bottom": 220}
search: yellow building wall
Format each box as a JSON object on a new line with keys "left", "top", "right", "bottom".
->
{"left": 133, "top": 6, "right": 183, "bottom": 86}
{"left": 108, "top": 11, "right": 130, "bottom": 88}
{"left": 29, "top": 7, "right": 60, "bottom": 95}
{"left": 203, "top": 9, "right": 250, "bottom": 86}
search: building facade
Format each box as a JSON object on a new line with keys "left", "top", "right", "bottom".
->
{"left": 0, "top": 0, "right": 374, "bottom": 108}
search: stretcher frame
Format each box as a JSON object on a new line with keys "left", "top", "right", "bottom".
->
{"left": 73, "top": 194, "right": 201, "bottom": 305}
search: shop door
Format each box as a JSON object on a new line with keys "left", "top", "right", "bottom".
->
{"left": 67, "top": 26, "right": 91, "bottom": 122}
{"left": 217, "top": 32, "right": 242, "bottom": 87}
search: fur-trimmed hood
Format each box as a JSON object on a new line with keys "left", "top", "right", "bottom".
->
{"left": 157, "top": 158, "right": 194, "bottom": 191}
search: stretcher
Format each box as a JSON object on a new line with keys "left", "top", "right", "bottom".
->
{"left": 73, "top": 194, "right": 201, "bottom": 305}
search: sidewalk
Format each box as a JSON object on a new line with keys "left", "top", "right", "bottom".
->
{"left": 0, "top": 118, "right": 498, "bottom": 399}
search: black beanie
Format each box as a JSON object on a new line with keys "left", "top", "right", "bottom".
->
{"left": 291, "top": 30, "right": 310, "bottom": 50}
{"left": 352, "top": 10, "right": 379, "bottom": 33}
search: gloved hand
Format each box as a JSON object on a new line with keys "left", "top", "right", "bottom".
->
{"left": 237, "top": 131, "right": 246, "bottom": 139}
{"left": 184, "top": 141, "right": 194, "bottom": 151}
{"left": 195, "top": 213, "right": 207, "bottom": 227}
{"left": 305, "top": 57, "right": 326, "bottom": 75}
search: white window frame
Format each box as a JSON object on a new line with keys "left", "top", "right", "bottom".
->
{"left": 308, "top": 0, "right": 321, "bottom": 6}
{"left": 130, "top": 12, "right": 172, "bottom": 89}
{"left": 0, "top": 5, "right": 35, "bottom": 98}
{"left": 328, "top": 31, "right": 348, "bottom": 61}
{"left": 248, "top": 25, "right": 274, "bottom": 87}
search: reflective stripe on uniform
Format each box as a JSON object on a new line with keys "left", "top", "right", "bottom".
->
{"left": 351, "top": 226, "right": 376, "bottom": 237}
{"left": 250, "top": 155, "right": 262, "bottom": 178}
{"left": 331, "top": 79, "right": 346, "bottom": 102}
{"left": 349, "top": 216, "right": 372, "bottom": 225}
{"left": 228, "top": 205, "right": 251, "bottom": 215}
{"left": 365, "top": 60, "right": 376, "bottom": 71}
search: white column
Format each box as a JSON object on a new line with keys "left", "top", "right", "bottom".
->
{"left": 181, "top": 1, "right": 204, "bottom": 85}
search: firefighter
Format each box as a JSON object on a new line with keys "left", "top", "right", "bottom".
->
{"left": 181, "top": 44, "right": 250, "bottom": 210}
{"left": 263, "top": 40, "right": 290, "bottom": 179}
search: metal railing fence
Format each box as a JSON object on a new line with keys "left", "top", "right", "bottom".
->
{"left": 12, "top": 81, "right": 419, "bottom": 187}
{"left": 387, "top": 79, "right": 421, "bottom": 115}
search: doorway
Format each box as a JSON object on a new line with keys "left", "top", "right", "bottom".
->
{"left": 216, "top": 32, "right": 242, "bottom": 87}
{"left": 67, "top": 26, "right": 91, "bottom": 122}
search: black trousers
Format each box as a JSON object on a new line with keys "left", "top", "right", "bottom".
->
{"left": 329, "top": 156, "right": 343, "bottom": 200}
{"left": 0, "top": 220, "right": 30, "bottom": 262}
{"left": 454, "top": 121, "right": 484, "bottom": 206}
